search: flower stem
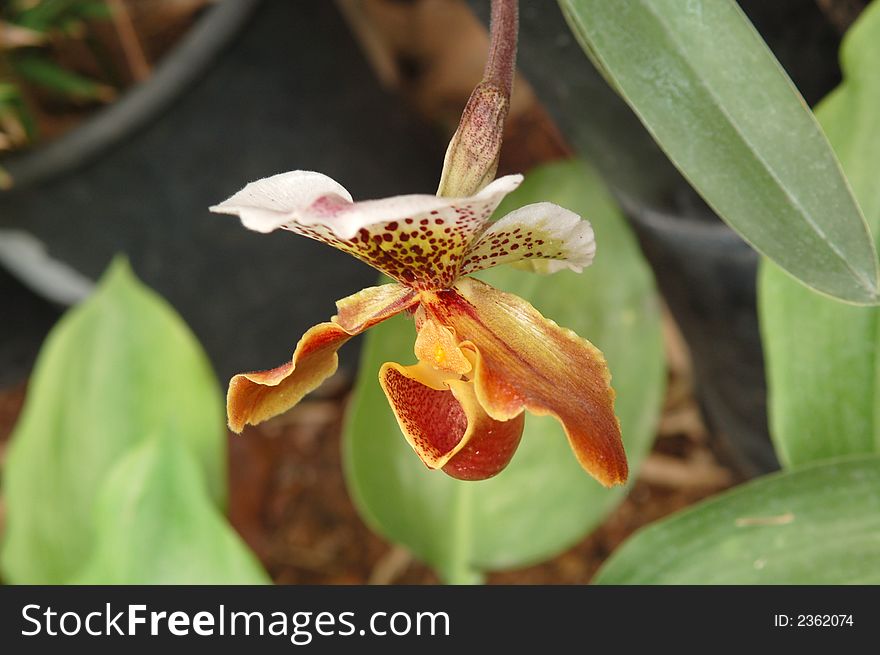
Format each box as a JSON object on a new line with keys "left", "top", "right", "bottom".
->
{"left": 442, "top": 482, "right": 484, "bottom": 585}
{"left": 484, "top": 0, "right": 518, "bottom": 99}
{"left": 436, "top": 0, "right": 519, "bottom": 197}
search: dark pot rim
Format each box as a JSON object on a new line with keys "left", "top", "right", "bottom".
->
{"left": 618, "top": 192, "right": 750, "bottom": 249}
{"left": 0, "top": 0, "right": 262, "bottom": 193}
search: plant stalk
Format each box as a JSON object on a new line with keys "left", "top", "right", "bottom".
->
{"left": 436, "top": 0, "right": 519, "bottom": 197}
{"left": 484, "top": 0, "right": 518, "bottom": 98}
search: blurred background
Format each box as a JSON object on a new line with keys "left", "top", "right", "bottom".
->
{"left": 0, "top": 0, "right": 867, "bottom": 583}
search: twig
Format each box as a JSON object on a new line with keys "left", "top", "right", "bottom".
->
{"left": 334, "top": 0, "right": 400, "bottom": 88}
{"left": 0, "top": 21, "right": 47, "bottom": 49}
{"left": 368, "top": 545, "right": 413, "bottom": 585}
{"left": 658, "top": 405, "right": 707, "bottom": 442}
{"left": 107, "top": 0, "right": 151, "bottom": 82}
{"left": 0, "top": 109, "right": 27, "bottom": 147}
{"left": 639, "top": 452, "right": 733, "bottom": 489}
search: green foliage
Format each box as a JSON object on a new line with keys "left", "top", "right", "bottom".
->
{"left": 1, "top": 0, "right": 116, "bottom": 151}
{"left": 343, "top": 160, "right": 665, "bottom": 583}
{"left": 74, "top": 433, "right": 269, "bottom": 584}
{"left": 594, "top": 454, "right": 880, "bottom": 584}
{"left": 1, "top": 258, "right": 240, "bottom": 584}
{"left": 12, "top": 54, "right": 114, "bottom": 102}
{"left": 0, "top": 82, "right": 35, "bottom": 142}
{"left": 575, "top": 3, "right": 880, "bottom": 587}
{"left": 760, "top": 2, "right": 880, "bottom": 467}
{"left": 559, "top": 0, "right": 879, "bottom": 304}
{"left": 6, "top": 0, "right": 108, "bottom": 31}
{"left": 0, "top": 83, "right": 21, "bottom": 103}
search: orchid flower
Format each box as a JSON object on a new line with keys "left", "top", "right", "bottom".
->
{"left": 210, "top": 0, "right": 627, "bottom": 486}
{"left": 211, "top": 172, "right": 626, "bottom": 485}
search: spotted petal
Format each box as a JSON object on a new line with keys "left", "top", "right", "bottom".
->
{"left": 460, "top": 202, "right": 596, "bottom": 276}
{"left": 211, "top": 170, "right": 523, "bottom": 289}
{"left": 422, "top": 277, "right": 626, "bottom": 487}
{"left": 379, "top": 362, "right": 525, "bottom": 481}
{"left": 227, "top": 283, "right": 418, "bottom": 432}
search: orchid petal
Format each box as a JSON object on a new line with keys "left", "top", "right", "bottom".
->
{"left": 413, "top": 317, "right": 472, "bottom": 380}
{"left": 209, "top": 171, "right": 352, "bottom": 233}
{"left": 379, "top": 362, "right": 524, "bottom": 481}
{"left": 422, "top": 277, "right": 626, "bottom": 487}
{"left": 211, "top": 170, "right": 523, "bottom": 288}
{"left": 227, "top": 283, "right": 418, "bottom": 432}
{"left": 460, "top": 202, "right": 596, "bottom": 276}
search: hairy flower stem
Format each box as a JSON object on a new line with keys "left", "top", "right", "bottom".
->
{"left": 436, "top": 0, "right": 519, "bottom": 198}
{"left": 483, "top": 0, "right": 518, "bottom": 99}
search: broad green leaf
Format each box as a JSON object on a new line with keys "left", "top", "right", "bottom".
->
{"left": 343, "top": 160, "right": 664, "bottom": 582}
{"left": 594, "top": 454, "right": 880, "bottom": 584}
{"left": 74, "top": 433, "right": 269, "bottom": 584}
{"left": 1, "top": 258, "right": 226, "bottom": 584}
{"left": 559, "top": 0, "right": 879, "bottom": 304}
{"left": 759, "top": 4, "right": 880, "bottom": 467}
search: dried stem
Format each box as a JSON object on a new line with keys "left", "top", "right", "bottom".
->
{"left": 107, "top": 0, "right": 151, "bottom": 82}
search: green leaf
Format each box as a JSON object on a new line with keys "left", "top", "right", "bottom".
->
{"left": 0, "top": 83, "right": 21, "bottom": 103}
{"left": 343, "top": 160, "right": 665, "bottom": 582}
{"left": 1, "top": 257, "right": 227, "bottom": 584}
{"left": 12, "top": 55, "right": 114, "bottom": 102}
{"left": 759, "top": 4, "right": 880, "bottom": 467}
{"left": 594, "top": 454, "right": 880, "bottom": 584}
{"left": 0, "top": 82, "right": 36, "bottom": 141}
{"left": 559, "top": 0, "right": 879, "bottom": 304}
{"left": 12, "top": 0, "right": 94, "bottom": 31}
{"left": 68, "top": 1, "right": 112, "bottom": 21}
{"left": 74, "top": 433, "right": 269, "bottom": 584}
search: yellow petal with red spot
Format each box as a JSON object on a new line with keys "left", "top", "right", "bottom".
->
{"left": 421, "top": 277, "right": 627, "bottom": 487}
{"left": 227, "top": 283, "right": 418, "bottom": 432}
{"left": 379, "top": 362, "right": 524, "bottom": 480}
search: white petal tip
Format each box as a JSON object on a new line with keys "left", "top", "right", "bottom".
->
{"left": 209, "top": 170, "right": 353, "bottom": 234}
